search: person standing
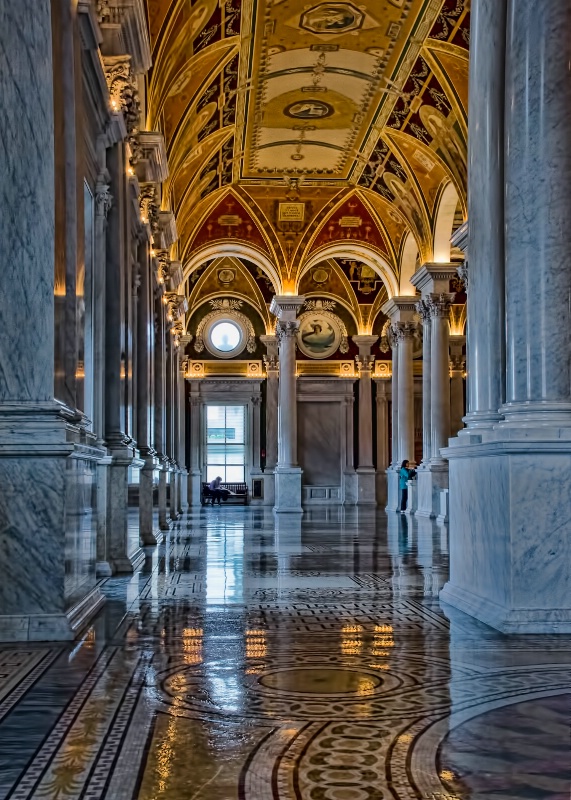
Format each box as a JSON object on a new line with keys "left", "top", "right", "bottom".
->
{"left": 399, "top": 460, "right": 415, "bottom": 513}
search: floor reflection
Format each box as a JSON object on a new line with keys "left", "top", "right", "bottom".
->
{"left": 0, "top": 508, "right": 569, "bottom": 799}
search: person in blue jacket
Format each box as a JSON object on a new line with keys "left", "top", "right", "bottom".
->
{"left": 399, "top": 460, "right": 416, "bottom": 513}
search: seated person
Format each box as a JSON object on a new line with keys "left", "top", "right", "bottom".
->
{"left": 208, "top": 476, "right": 231, "bottom": 505}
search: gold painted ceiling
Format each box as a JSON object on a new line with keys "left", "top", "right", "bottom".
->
{"left": 145, "top": 0, "right": 469, "bottom": 321}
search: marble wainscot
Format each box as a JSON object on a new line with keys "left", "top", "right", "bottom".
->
{"left": 0, "top": 405, "right": 106, "bottom": 640}
{"left": 297, "top": 378, "right": 356, "bottom": 505}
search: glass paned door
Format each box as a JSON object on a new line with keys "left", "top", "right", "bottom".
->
{"left": 206, "top": 405, "right": 246, "bottom": 482}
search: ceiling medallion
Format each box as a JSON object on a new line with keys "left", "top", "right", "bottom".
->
{"left": 284, "top": 100, "right": 334, "bottom": 120}
{"left": 217, "top": 268, "right": 236, "bottom": 285}
{"left": 312, "top": 267, "right": 330, "bottom": 284}
{"left": 300, "top": 4, "right": 365, "bottom": 35}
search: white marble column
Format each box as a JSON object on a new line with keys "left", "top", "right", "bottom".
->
{"left": 410, "top": 266, "right": 456, "bottom": 517}
{"left": 270, "top": 296, "right": 305, "bottom": 513}
{"left": 442, "top": 0, "right": 571, "bottom": 633}
{"left": 417, "top": 300, "right": 432, "bottom": 464}
{"left": 394, "top": 323, "right": 416, "bottom": 465}
{"left": 0, "top": 0, "right": 106, "bottom": 639}
{"left": 353, "top": 335, "right": 378, "bottom": 504}
{"left": 342, "top": 392, "right": 357, "bottom": 505}
{"left": 382, "top": 297, "right": 417, "bottom": 512}
{"left": 464, "top": 0, "right": 507, "bottom": 428}
{"left": 188, "top": 390, "right": 202, "bottom": 507}
{"left": 449, "top": 335, "right": 465, "bottom": 437}
{"left": 428, "top": 294, "right": 453, "bottom": 465}
{"left": 251, "top": 395, "right": 262, "bottom": 473}
{"left": 261, "top": 336, "right": 279, "bottom": 507}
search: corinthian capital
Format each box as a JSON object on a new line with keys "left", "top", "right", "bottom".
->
{"left": 355, "top": 355, "right": 375, "bottom": 373}
{"left": 393, "top": 321, "right": 417, "bottom": 341}
{"left": 95, "top": 181, "right": 113, "bottom": 218}
{"left": 276, "top": 320, "right": 299, "bottom": 341}
{"left": 426, "top": 293, "right": 455, "bottom": 318}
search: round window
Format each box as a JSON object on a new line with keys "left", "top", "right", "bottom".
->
{"left": 210, "top": 320, "right": 241, "bottom": 352}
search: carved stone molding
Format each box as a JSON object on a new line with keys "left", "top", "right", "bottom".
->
{"left": 355, "top": 355, "right": 375, "bottom": 373}
{"left": 276, "top": 320, "right": 300, "bottom": 341}
{"left": 139, "top": 184, "right": 159, "bottom": 238}
{"left": 426, "top": 293, "right": 455, "bottom": 318}
{"left": 457, "top": 262, "right": 469, "bottom": 291}
{"left": 450, "top": 354, "right": 466, "bottom": 373}
{"left": 194, "top": 308, "right": 256, "bottom": 354}
{"left": 416, "top": 298, "right": 431, "bottom": 323}
{"left": 103, "top": 55, "right": 140, "bottom": 137}
{"left": 392, "top": 321, "right": 417, "bottom": 341}
{"left": 263, "top": 354, "right": 279, "bottom": 372}
{"left": 156, "top": 250, "right": 170, "bottom": 285}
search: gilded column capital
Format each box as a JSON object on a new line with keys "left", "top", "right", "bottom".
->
{"left": 103, "top": 54, "right": 141, "bottom": 137}
{"left": 426, "top": 293, "right": 455, "bottom": 318}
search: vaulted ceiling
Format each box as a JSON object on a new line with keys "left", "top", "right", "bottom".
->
{"left": 145, "top": 0, "right": 469, "bottom": 303}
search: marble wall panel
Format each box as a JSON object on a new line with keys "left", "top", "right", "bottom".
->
{"left": 297, "top": 402, "right": 341, "bottom": 486}
{"left": 447, "top": 454, "right": 510, "bottom": 608}
{"left": 64, "top": 455, "right": 97, "bottom": 608}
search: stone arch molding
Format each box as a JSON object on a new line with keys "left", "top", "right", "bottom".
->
{"left": 300, "top": 243, "right": 399, "bottom": 298}
{"left": 183, "top": 242, "right": 282, "bottom": 296}
{"left": 193, "top": 299, "right": 256, "bottom": 356}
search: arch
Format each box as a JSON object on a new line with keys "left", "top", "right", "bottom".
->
{"left": 399, "top": 230, "right": 419, "bottom": 294}
{"left": 299, "top": 243, "right": 399, "bottom": 299}
{"left": 433, "top": 182, "right": 460, "bottom": 263}
{"left": 183, "top": 242, "right": 282, "bottom": 297}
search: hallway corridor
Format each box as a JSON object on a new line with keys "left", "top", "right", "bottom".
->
{"left": 0, "top": 509, "right": 569, "bottom": 800}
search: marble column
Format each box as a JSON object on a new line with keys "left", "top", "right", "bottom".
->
{"left": 353, "top": 335, "right": 378, "bottom": 504}
{"left": 411, "top": 266, "right": 456, "bottom": 518}
{"left": 104, "top": 142, "right": 143, "bottom": 573}
{"left": 464, "top": 0, "right": 507, "bottom": 428}
{"left": 177, "top": 353, "right": 189, "bottom": 512}
{"left": 449, "top": 335, "right": 465, "bottom": 437}
{"left": 442, "top": 0, "right": 571, "bottom": 633}
{"left": 137, "top": 238, "right": 161, "bottom": 545}
{"left": 417, "top": 301, "right": 432, "bottom": 465}
{"left": 188, "top": 390, "right": 202, "bottom": 507}
{"left": 270, "top": 296, "right": 305, "bottom": 513}
{"left": 382, "top": 297, "right": 417, "bottom": 512}
{"left": 0, "top": 0, "right": 106, "bottom": 639}
{"left": 261, "top": 336, "right": 279, "bottom": 507}
{"left": 154, "top": 301, "right": 170, "bottom": 526}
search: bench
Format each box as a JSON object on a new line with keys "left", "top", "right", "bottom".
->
{"left": 201, "top": 482, "right": 249, "bottom": 506}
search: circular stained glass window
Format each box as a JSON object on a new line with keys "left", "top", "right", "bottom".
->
{"left": 210, "top": 320, "right": 242, "bottom": 352}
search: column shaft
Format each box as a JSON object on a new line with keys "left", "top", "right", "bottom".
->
{"left": 265, "top": 364, "right": 279, "bottom": 470}
{"left": 429, "top": 296, "right": 453, "bottom": 462}
{"left": 356, "top": 359, "right": 374, "bottom": 468}
{"left": 390, "top": 341, "right": 399, "bottom": 464}
{"left": 504, "top": 0, "right": 571, "bottom": 416}
{"left": 277, "top": 322, "right": 298, "bottom": 468}
{"left": 466, "top": 0, "right": 507, "bottom": 425}
{"left": 419, "top": 304, "right": 432, "bottom": 463}
{"left": 396, "top": 325, "right": 415, "bottom": 464}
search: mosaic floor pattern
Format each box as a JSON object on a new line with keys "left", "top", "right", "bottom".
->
{"left": 0, "top": 507, "right": 570, "bottom": 799}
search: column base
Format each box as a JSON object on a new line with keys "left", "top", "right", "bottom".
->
{"left": 0, "top": 585, "right": 105, "bottom": 642}
{"left": 189, "top": 468, "right": 202, "bottom": 508}
{"left": 274, "top": 466, "right": 303, "bottom": 514}
{"left": 405, "top": 479, "right": 418, "bottom": 515}
{"left": 441, "top": 430, "right": 571, "bottom": 634}
{"left": 415, "top": 462, "right": 449, "bottom": 518}
{"left": 386, "top": 467, "right": 400, "bottom": 512}
{"left": 139, "top": 453, "right": 161, "bottom": 545}
{"left": 261, "top": 471, "right": 275, "bottom": 507}
{"left": 109, "top": 546, "right": 145, "bottom": 575}
{"left": 356, "top": 467, "right": 376, "bottom": 505}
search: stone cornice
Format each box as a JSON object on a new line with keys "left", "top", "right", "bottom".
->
{"left": 410, "top": 263, "right": 458, "bottom": 295}
{"left": 381, "top": 295, "right": 419, "bottom": 322}
{"left": 270, "top": 295, "right": 305, "bottom": 321}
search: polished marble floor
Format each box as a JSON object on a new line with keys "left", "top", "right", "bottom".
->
{"left": 0, "top": 507, "right": 570, "bottom": 799}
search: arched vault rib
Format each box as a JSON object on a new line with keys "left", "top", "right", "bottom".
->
{"left": 300, "top": 244, "right": 399, "bottom": 300}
